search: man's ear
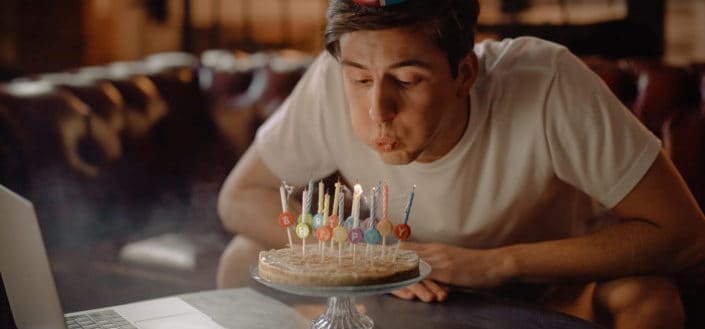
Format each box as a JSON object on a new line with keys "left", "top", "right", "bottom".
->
{"left": 456, "top": 52, "right": 479, "bottom": 98}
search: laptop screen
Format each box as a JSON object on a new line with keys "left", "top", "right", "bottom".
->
{"left": 0, "top": 184, "right": 67, "bottom": 329}
{"left": 1, "top": 272, "right": 18, "bottom": 329}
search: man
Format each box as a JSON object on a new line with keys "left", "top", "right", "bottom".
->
{"left": 217, "top": 1, "right": 705, "bottom": 328}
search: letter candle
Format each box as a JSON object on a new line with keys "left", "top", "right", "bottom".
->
{"left": 364, "top": 187, "right": 381, "bottom": 260}
{"left": 296, "top": 189, "right": 311, "bottom": 257}
{"left": 328, "top": 182, "right": 341, "bottom": 249}
{"left": 278, "top": 183, "right": 295, "bottom": 249}
{"left": 376, "top": 183, "right": 393, "bottom": 257}
{"left": 332, "top": 191, "right": 348, "bottom": 265}
{"left": 393, "top": 185, "right": 415, "bottom": 261}
{"left": 298, "top": 183, "right": 313, "bottom": 225}
{"left": 348, "top": 184, "right": 364, "bottom": 264}
{"left": 312, "top": 180, "right": 326, "bottom": 230}
{"left": 315, "top": 193, "right": 332, "bottom": 259}
{"left": 332, "top": 187, "right": 345, "bottom": 251}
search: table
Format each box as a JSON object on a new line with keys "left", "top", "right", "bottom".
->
{"left": 179, "top": 285, "right": 605, "bottom": 329}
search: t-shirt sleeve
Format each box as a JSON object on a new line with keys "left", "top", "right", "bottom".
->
{"left": 254, "top": 52, "right": 342, "bottom": 186}
{"left": 544, "top": 49, "right": 661, "bottom": 208}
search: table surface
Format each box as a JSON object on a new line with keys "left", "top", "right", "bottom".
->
{"left": 179, "top": 283, "right": 606, "bottom": 329}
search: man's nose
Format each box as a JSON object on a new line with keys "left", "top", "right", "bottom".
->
{"left": 368, "top": 80, "right": 396, "bottom": 123}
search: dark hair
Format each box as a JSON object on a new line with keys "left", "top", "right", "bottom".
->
{"left": 325, "top": 0, "right": 480, "bottom": 78}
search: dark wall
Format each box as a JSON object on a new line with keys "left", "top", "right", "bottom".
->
{"left": 479, "top": 0, "right": 666, "bottom": 59}
{"left": 0, "top": 0, "right": 84, "bottom": 75}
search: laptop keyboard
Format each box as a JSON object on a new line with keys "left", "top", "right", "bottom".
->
{"left": 65, "top": 309, "right": 137, "bottom": 329}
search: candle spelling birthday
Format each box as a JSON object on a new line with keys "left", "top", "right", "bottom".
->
{"left": 393, "top": 185, "right": 415, "bottom": 261}
{"left": 348, "top": 184, "right": 364, "bottom": 265}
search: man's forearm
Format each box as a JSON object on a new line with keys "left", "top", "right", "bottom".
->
{"left": 219, "top": 185, "right": 302, "bottom": 249}
{"left": 496, "top": 219, "right": 703, "bottom": 285}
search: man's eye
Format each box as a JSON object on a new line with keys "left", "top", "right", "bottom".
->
{"left": 352, "top": 78, "right": 372, "bottom": 85}
{"left": 396, "top": 79, "right": 419, "bottom": 88}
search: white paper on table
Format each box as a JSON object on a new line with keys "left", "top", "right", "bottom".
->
{"left": 136, "top": 313, "right": 226, "bottom": 329}
{"left": 180, "top": 288, "right": 310, "bottom": 329}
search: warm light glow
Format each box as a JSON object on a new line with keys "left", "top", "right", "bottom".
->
{"left": 354, "top": 184, "right": 362, "bottom": 196}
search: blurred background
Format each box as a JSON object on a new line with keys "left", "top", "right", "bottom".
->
{"left": 1, "top": 0, "right": 704, "bottom": 327}
{"left": 1, "top": 0, "right": 704, "bottom": 77}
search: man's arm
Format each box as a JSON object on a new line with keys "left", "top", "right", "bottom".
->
{"left": 218, "top": 146, "right": 301, "bottom": 249}
{"left": 405, "top": 150, "right": 705, "bottom": 290}
{"left": 501, "top": 150, "right": 705, "bottom": 284}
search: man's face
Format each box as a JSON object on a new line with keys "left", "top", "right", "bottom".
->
{"left": 339, "top": 25, "right": 473, "bottom": 165}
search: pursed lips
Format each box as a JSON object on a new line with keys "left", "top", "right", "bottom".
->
{"left": 374, "top": 136, "right": 397, "bottom": 152}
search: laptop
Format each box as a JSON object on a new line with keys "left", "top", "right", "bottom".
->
{"left": 0, "top": 184, "right": 226, "bottom": 329}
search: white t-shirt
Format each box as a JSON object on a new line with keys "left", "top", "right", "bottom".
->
{"left": 255, "top": 37, "right": 661, "bottom": 248}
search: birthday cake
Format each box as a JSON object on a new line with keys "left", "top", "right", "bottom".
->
{"left": 258, "top": 245, "right": 420, "bottom": 286}
{"left": 260, "top": 180, "right": 418, "bottom": 287}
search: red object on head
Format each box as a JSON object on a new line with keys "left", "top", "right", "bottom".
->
{"left": 352, "top": 0, "right": 383, "bottom": 6}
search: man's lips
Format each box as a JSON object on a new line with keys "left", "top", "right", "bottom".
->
{"left": 375, "top": 137, "right": 397, "bottom": 152}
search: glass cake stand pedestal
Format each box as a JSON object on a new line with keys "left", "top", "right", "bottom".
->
{"left": 251, "top": 260, "right": 431, "bottom": 329}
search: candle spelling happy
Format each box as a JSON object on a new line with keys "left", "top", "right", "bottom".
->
{"left": 348, "top": 184, "right": 364, "bottom": 264}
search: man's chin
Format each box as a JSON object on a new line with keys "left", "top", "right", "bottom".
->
{"left": 377, "top": 151, "right": 413, "bottom": 165}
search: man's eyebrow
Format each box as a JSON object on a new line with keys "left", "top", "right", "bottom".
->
{"left": 340, "top": 59, "right": 433, "bottom": 70}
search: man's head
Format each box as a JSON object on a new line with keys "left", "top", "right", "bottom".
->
{"left": 324, "top": 0, "right": 481, "bottom": 165}
{"left": 325, "top": 0, "right": 480, "bottom": 78}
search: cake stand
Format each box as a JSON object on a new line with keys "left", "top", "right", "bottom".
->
{"left": 251, "top": 260, "right": 431, "bottom": 329}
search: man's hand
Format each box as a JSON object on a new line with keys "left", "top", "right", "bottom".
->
{"left": 402, "top": 241, "right": 512, "bottom": 289}
{"left": 390, "top": 241, "right": 513, "bottom": 303}
{"left": 391, "top": 279, "right": 449, "bottom": 302}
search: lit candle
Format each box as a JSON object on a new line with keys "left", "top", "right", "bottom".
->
{"left": 331, "top": 189, "right": 344, "bottom": 249}
{"left": 349, "top": 184, "right": 363, "bottom": 264}
{"left": 352, "top": 184, "right": 362, "bottom": 228}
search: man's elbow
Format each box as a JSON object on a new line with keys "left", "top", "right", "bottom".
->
{"left": 217, "top": 185, "right": 242, "bottom": 234}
